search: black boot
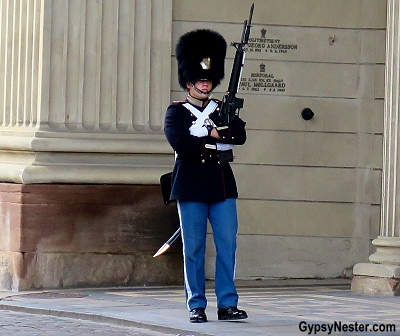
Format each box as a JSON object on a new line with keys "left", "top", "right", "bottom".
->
{"left": 217, "top": 306, "right": 248, "bottom": 321}
{"left": 189, "top": 308, "right": 207, "bottom": 323}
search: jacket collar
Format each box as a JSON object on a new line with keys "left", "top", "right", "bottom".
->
{"left": 186, "top": 94, "right": 211, "bottom": 108}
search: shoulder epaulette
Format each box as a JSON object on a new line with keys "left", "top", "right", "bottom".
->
{"left": 172, "top": 100, "right": 187, "bottom": 105}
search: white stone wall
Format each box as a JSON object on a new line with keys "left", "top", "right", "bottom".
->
{"left": 171, "top": 0, "right": 386, "bottom": 279}
{"left": 0, "top": 0, "right": 388, "bottom": 280}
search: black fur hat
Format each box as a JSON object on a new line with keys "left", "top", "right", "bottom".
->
{"left": 176, "top": 29, "right": 227, "bottom": 90}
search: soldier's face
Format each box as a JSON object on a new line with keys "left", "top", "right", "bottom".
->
{"left": 187, "top": 80, "right": 213, "bottom": 99}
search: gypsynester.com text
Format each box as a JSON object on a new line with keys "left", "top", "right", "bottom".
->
{"left": 299, "top": 321, "right": 396, "bottom": 334}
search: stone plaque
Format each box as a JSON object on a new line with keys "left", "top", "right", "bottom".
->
{"left": 239, "top": 63, "right": 287, "bottom": 94}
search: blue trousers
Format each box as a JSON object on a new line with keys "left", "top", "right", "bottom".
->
{"left": 177, "top": 198, "right": 239, "bottom": 310}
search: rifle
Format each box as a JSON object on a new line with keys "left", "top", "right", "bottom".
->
{"left": 218, "top": 3, "right": 254, "bottom": 126}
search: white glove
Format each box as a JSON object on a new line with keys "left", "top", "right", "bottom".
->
{"left": 189, "top": 125, "right": 209, "bottom": 137}
{"left": 216, "top": 143, "right": 235, "bottom": 151}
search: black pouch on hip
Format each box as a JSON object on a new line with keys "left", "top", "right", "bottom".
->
{"left": 160, "top": 172, "right": 173, "bottom": 205}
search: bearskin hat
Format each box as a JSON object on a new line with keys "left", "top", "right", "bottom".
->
{"left": 176, "top": 29, "right": 227, "bottom": 90}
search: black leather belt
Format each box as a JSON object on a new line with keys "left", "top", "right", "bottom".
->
{"left": 177, "top": 150, "right": 233, "bottom": 163}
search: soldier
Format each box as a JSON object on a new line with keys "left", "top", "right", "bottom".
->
{"left": 164, "top": 29, "right": 248, "bottom": 323}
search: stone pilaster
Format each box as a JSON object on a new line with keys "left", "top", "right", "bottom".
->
{"left": 0, "top": 0, "right": 179, "bottom": 290}
{"left": 0, "top": 0, "right": 174, "bottom": 183}
{"left": 351, "top": 0, "right": 400, "bottom": 296}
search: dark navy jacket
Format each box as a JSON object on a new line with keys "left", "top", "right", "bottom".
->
{"left": 164, "top": 98, "right": 246, "bottom": 202}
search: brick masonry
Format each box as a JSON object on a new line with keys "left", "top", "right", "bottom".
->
{"left": 0, "top": 183, "right": 182, "bottom": 290}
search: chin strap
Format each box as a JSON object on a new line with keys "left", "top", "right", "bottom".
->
{"left": 190, "top": 83, "right": 212, "bottom": 97}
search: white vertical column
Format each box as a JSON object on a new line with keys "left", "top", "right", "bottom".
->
{"left": 352, "top": 0, "right": 400, "bottom": 296}
{"left": 379, "top": 0, "right": 400, "bottom": 240}
{"left": 42, "top": 0, "right": 171, "bottom": 133}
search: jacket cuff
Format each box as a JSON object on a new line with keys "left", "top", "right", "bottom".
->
{"left": 216, "top": 126, "right": 233, "bottom": 141}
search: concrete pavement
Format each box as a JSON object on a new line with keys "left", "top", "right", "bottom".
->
{"left": 0, "top": 309, "right": 173, "bottom": 336}
{"left": 0, "top": 279, "right": 399, "bottom": 336}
